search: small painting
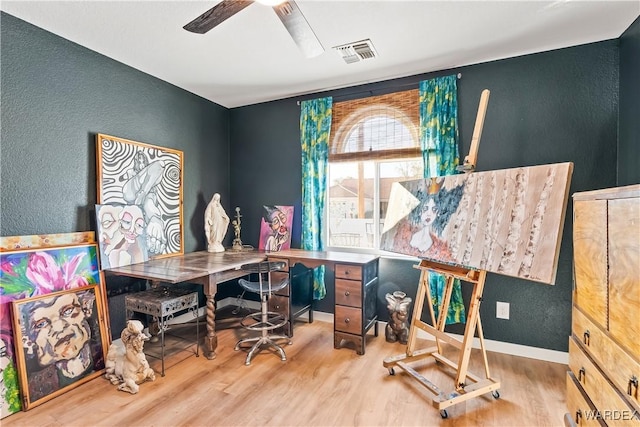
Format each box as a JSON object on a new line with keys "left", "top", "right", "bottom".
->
{"left": 0, "top": 243, "right": 103, "bottom": 417}
{"left": 0, "top": 232, "right": 95, "bottom": 252}
{"left": 381, "top": 162, "right": 573, "bottom": 284}
{"left": 258, "top": 205, "right": 294, "bottom": 252}
{"left": 96, "top": 133, "right": 184, "bottom": 260}
{"left": 95, "top": 204, "right": 149, "bottom": 269}
{"left": 11, "top": 285, "right": 107, "bottom": 410}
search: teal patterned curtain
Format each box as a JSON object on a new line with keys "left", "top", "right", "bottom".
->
{"left": 419, "top": 75, "right": 466, "bottom": 324}
{"left": 300, "top": 97, "right": 333, "bottom": 300}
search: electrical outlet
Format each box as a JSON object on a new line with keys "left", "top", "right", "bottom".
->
{"left": 496, "top": 301, "right": 510, "bottom": 320}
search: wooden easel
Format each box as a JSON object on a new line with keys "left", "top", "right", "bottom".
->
{"left": 383, "top": 89, "right": 499, "bottom": 419}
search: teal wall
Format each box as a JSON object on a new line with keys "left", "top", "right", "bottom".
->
{"left": 229, "top": 39, "right": 631, "bottom": 352}
{"left": 0, "top": 12, "right": 230, "bottom": 250}
{"left": 619, "top": 16, "right": 640, "bottom": 186}
{"left": 1, "top": 12, "right": 231, "bottom": 337}
{"left": 2, "top": 11, "right": 638, "bottom": 351}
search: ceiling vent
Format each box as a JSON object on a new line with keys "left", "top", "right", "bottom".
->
{"left": 333, "top": 39, "right": 377, "bottom": 64}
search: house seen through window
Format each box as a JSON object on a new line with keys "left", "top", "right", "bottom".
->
{"left": 328, "top": 89, "right": 434, "bottom": 251}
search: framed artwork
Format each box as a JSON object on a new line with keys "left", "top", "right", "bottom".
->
{"left": 0, "top": 242, "right": 104, "bottom": 417}
{"left": 96, "top": 133, "right": 184, "bottom": 261}
{"left": 0, "top": 232, "right": 95, "bottom": 251}
{"left": 11, "top": 285, "right": 108, "bottom": 410}
{"left": 95, "top": 203, "right": 149, "bottom": 270}
{"left": 258, "top": 205, "right": 294, "bottom": 252}
{"left": 381, "top": 162, "right": 573, "bottom": 285}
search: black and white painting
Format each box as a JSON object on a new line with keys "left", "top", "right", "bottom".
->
{"left": 96, "top": 134, "right": 183, "bottom": 262}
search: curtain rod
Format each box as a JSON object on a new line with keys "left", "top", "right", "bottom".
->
{"left": 296, "top": 73, "right": 462, "bottom": 105}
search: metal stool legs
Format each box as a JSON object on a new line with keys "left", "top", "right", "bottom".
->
{"left": 234, "top": 261, "right": 291, "bottom": 365}
{"left": 234, "top": 288, "right": 291, "bottom": 365}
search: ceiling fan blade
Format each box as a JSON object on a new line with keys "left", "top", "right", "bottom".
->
{"left": 184, "top": 0, "right": 254, "bottom": 34}
{"left": 272, "top": 1, "right": 324, "bottom": 58}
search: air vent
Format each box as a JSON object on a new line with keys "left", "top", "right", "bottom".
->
{"left": 333, "top": 39, "right": 377, "bottom": 64}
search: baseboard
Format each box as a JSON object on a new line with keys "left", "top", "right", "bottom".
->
{"left": 312, "top": 310, "right": 568, "bottom": 365}
{"left": 166, "top": 300, "right": 568, "bottom": 365}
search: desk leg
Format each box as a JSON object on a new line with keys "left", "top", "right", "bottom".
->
{"left": 203, "top": 282, "right": 218, "bottom": 360}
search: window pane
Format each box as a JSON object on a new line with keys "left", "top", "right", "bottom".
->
{"left": 328, "top": 158, "right": 423, "bottom": 250}
{"left": 342, "top": 116, "right": 416, "bottom": 155}
{"left": 328, "top": 162, "right": 374, "bottom": 249}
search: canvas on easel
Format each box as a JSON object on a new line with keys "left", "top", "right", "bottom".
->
{"left": 380, "top": 162, "right": 573, "bottom": 418}
{"left": 381, "top": 162, "right": 574, "bottom": 285}
{"left": 380, "top": 88, "right": 574, "bottom": 418}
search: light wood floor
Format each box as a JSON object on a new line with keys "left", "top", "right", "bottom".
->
{"left": 4, "top": 315, "right": 568, "bottom": 426}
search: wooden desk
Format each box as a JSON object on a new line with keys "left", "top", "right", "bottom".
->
{"left": 106, "top": 250, "right": 266, "bottom": 359}
{"left": 107, "top": 249, "right": 381, "bottom": 358}
{"left": 268, "top": 249, "right": 380, "bottom": 355}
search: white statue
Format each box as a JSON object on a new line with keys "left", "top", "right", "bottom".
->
{"left": 104, "top": 320, "right": 156, "bottom": 394}
{"left": 205, "top": 193, "right": 230, "bottom": 253}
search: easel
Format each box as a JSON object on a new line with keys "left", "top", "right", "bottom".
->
{"left": 382, "top": 89, "right": 499, "bottom": 419}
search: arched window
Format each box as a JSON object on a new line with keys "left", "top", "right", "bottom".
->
{"left": 328, "top": 89, "right": 424, "bottom": 251}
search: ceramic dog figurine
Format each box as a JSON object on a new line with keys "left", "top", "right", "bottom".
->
{"left": 104, "top": 320, "right": 156, "bottom": 394}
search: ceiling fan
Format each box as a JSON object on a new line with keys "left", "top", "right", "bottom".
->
{"left": 183, "top": 0, "right": 325, "bottom": 58}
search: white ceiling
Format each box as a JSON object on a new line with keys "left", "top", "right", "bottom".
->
{"left": 2, "top": 1, "right": 638, "bottom": 108}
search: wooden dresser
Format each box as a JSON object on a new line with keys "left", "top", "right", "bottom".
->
{"left": 566, "top": 184, "right": 640, "bottom": 426}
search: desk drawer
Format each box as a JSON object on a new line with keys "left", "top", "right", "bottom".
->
{"left": 268, "top": 294, "right": 289, "bottom": 317}
{"left": 335, "top": 305, "right": 362, "bottom": 335}
{"left": 336, "top": 264, "right": 362, "bottom": 281}
{"left": 335, "top": 279, "right": 362, "bottom": 308}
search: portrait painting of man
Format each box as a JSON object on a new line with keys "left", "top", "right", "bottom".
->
{"left": 11, "top": 285, "right": 108, "bottom": 410}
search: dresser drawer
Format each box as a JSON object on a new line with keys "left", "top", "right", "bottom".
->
{"left": 336, "top": 264, "right": 362, "bottom": 281}
{"left": 335, "top": 305, "right": 362, "bottom": 335}
{"left": 566, "top": 371, "right": 603, "bottom": 427}
{"left": 335, "top": 278, "right": 362, "bottom": 308}
{"left": 568, "top": 336, "right": 638, "bottom": 426}
{"left": 573, "top": 307, "right": 640, "bottom": 409}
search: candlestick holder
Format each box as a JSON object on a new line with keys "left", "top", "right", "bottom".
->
{"left": 232, "top": 206, "right": 244, "bottom": 251}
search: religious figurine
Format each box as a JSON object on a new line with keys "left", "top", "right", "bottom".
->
{"left": 385, "top": 291, "right": 412, "bottom": 344}
{"left": 231, "top": 206, "right": 243, "bottom": 251}
{"left": 205, "top": 193, "right": 230, "bottom": 253}
{"left": 104, "top": 320, "right": 156, "bottom": 394}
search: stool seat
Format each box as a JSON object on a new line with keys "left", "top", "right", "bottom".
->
{"left": 234, "top": 261, "right": 291, "bottom": 365}
{"left": 238, "top": 277, "right": 289, "bottom": 294}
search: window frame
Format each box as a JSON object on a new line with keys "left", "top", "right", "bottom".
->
{"left": 325, "top": 89, "right": 427, "bottom": 255}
